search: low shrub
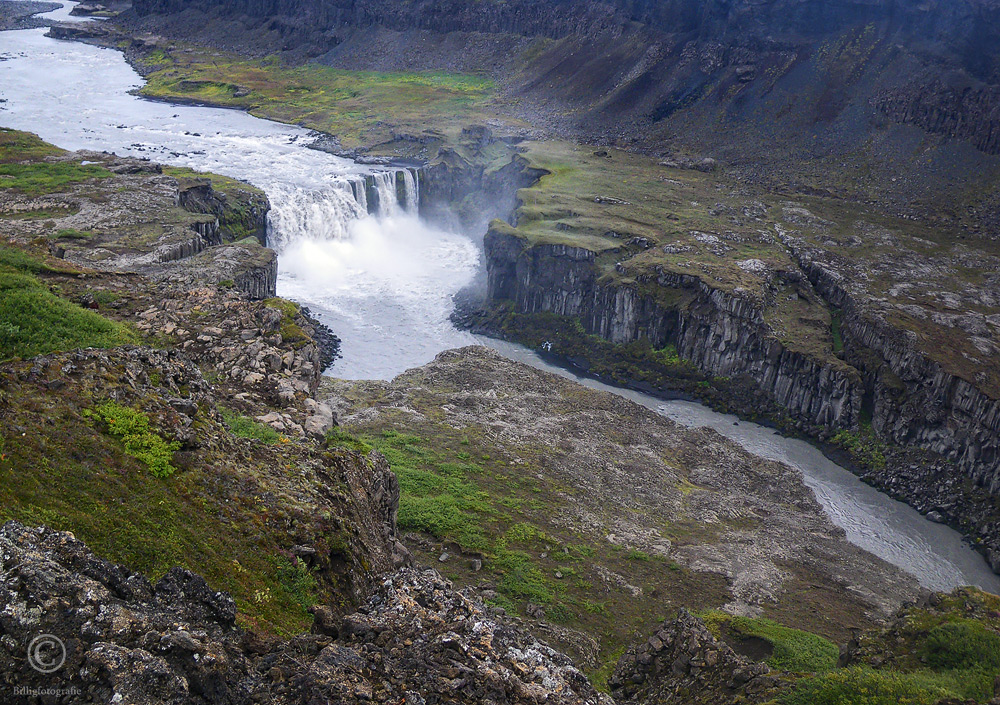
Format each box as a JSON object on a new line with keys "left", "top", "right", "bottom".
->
{"left": 86, "top": 402, "right": 179, "bottom": 478}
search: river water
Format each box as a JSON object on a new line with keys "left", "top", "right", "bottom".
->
{"left": 2, "top": 0, "right": 997, "bottom": 594}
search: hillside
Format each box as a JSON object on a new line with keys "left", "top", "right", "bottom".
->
{"left": 121, "top": 0, "right": 1000, "bottom": 227}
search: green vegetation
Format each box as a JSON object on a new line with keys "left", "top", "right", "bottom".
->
{"left": 332, "top": 408, "right": 731, "bottom": 690}
{"left": 0, "top": 385, "right": 328, "bottom": 635}
{"left": 85, "top": 402, "right": 180, "bottom": 478}
{"left": 493, "top": 549, "right": 554, "bottom": 603}
{"left": 220, "top": 407, "right": 282, "bottom": 443}
{"left": 0, "top": 245, "right": 137, "bottom": 360}
{"left": 0, "top": 127, "right": 63, "bottom": 162}
{"left": 785, "top": 588, "right": 1000, "bottom": 704}
{"left": 703, "top": 611, "right": 839, "bottom": 673}
{"left": 831, "top": 425, "right": 887, "bottom": 470}
{"left": 276, "top": 559, "right": 319, "bottom": 611}
{"left": 138, "top": 46, "right": 497, "bottom": 149}
{"left": 161, "top": 166, "right": 266, "bottom": 240}
{"left": 0, "top": 161, "right": 111, "bottom": 197}
{"left": 784, "top": 666, "right": 985, "bottom": 705}
{"left": 264, "top": 296, "right": 308, "bottom": 345}
{"left": 372, "top": 429, "right": 494, "bottom": 552}
{"left": 923, "top": 619, "right": 1000, "bottom": 671}
{"left": 325, "top": 428, "right": 373, "bottom": 454}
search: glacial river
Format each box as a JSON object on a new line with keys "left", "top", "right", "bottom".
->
{"left": 2, "top": 0, "right": 998, "bottom": 594}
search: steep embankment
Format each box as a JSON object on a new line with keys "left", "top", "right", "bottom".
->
{"left": 0, "top": 129, "right": 398, "bottom": 633}
{"left": 0, "top": 522, "right": 609, "bottom": 704}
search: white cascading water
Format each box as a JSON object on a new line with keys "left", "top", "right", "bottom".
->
{"left": 265, "top": 183, "right": 366, "bottom": 250}
{"left": 350, "top": 179, "right": 368, "bottom": 213}
{"left": 370, "top": 172, "right": 401, "bottom": 216}
{"left": 402, "top": 169, "right": 419, "bottom": 211}
{"left": 266, "top": 169, "right": 419, "bottom": 250}
{"left": 273, "top": 167, "right": 479, "bottom": 379}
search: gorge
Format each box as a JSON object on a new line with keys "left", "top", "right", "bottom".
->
{"left": 4, "top": 0, "right": 1000, "bottom": 702}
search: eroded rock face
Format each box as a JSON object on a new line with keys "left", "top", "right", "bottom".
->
{"left": 0, "top": 523, "right": 610, "bottom": 705}
{"left": 484, "top": 227, "right": 862, "bottom": 431}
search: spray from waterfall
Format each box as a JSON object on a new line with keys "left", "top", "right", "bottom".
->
{"left": 275, "top": 165, "right": 480, "bottom": 379}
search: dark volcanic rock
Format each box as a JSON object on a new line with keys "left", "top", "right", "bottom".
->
{"left": 610, "top": 609, "right": 778, "bottom": 705}
{"left": 483, "top": 225, "right": 862, "bottom": 431}
{"left": 0, "top": 522, "right": 610, "bottom": 704}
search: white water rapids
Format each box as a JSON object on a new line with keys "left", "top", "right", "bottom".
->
{"left": 2, "top": 0, "right": 999, "bottom": 594}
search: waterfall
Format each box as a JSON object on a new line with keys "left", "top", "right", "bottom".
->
{"left": 402, "top": 169, "right": 419, "bottom": 212}
{"left": 266, "top": 182, "right": 367, "bottom": 251}
{"left": 267, "top": 168, "right": 422, "bottom": 251}
{"left": 372, "top": 172, "right": 399, "bottom": 216}
{"left": 349, "top": 177, "right": 368, "bottom": 214}
{"left": 367, "top": 169, "right": 420, "bottom": 217}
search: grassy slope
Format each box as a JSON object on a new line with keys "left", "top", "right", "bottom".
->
{"left": 783, "top": 588, "right": 1000, "bottom": 704}
{"left": 0, "top": 130, "right": 347, "bottom": 636}
{"left": 331, "top": 413, "right": 730, "bottom": 687}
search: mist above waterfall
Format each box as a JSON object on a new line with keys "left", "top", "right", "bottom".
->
{"left": 275, "top": 204, "right": 481, "bottom": 380}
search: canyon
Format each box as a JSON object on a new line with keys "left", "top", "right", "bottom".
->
{"left": 4, "top": 0, "right": 1000, "bottom": 702}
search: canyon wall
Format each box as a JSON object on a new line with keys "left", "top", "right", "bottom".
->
{"left": 484, "top": 225, "right": 862, "bottom": 430}
{"left": 794, "top": 250, "right": 1000, "bottom": 494}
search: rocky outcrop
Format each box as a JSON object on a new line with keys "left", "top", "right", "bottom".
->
{"left": 792, "top": 247, "right": 1000, "bottom": 495}
{"left": 484, "top": 226, "right": 861, "bottom": 430}
{"left": 0, "top": 522, "right": 609, "bottom": 704}
{"left": 610, "top": 610, "right": 777, "bottom": 705}
{"left": 874, "top": 80, "right": 1000, "bottom": 155}
{"left": 176, "top": 178, "right": 269, "bottom": 245}
{"left": 0, "top": 146, "right": 277, "bottom": 299}
{"left": 419, "top": 126, "right": 547, "bottom": 230}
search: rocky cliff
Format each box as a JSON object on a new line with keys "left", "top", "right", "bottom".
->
{"left": 485, "top": 225, "right": 861, "bottom": 430}
{"left": 0, "top": 145, "right": 276, "bottom": 300}
{"left": 0, "top": 522, "right": 610, "bottom": 704}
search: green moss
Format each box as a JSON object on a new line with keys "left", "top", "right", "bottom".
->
{"left": 493, "top": 549, "right": 554, "bottom": 603}
{"left": 369, "top": 429, "right": 495, "bottom": 552}
{"left": 220, "top": 407, "right": 282, "bottom": 443}
{"left": 831, "top": 426, "right": 887, "bottom": 470}
{"left": 922, "top": 619, "right": 1000, "bottom": 671}
{"left": 703, "top": 611, "right": 839, "bottom": 673}
{"left": 783, "top": 665, "right": 988, "bottom": 705}
{"left": 138, "top": 46, "right": 495, "bottom": 149}
{"left": 0, "top": 245, "right": 49, "bottom": 273}
{"left": 276, "top": 559, "right": 319, "bottom": 611}
{"left": 0, "top": 161, "right": 111, "bottom": 196}
{"left": 0, "top": 128, "right": 63, "bottom": 163}
{"left": 264, "top": 297, "right": 300, "bottom": 318}
{"left": 325, "top": 428, "right": 373, "bottom": 454}
{"left": 85, "top": 402, "right": 180, "bottom": 478}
